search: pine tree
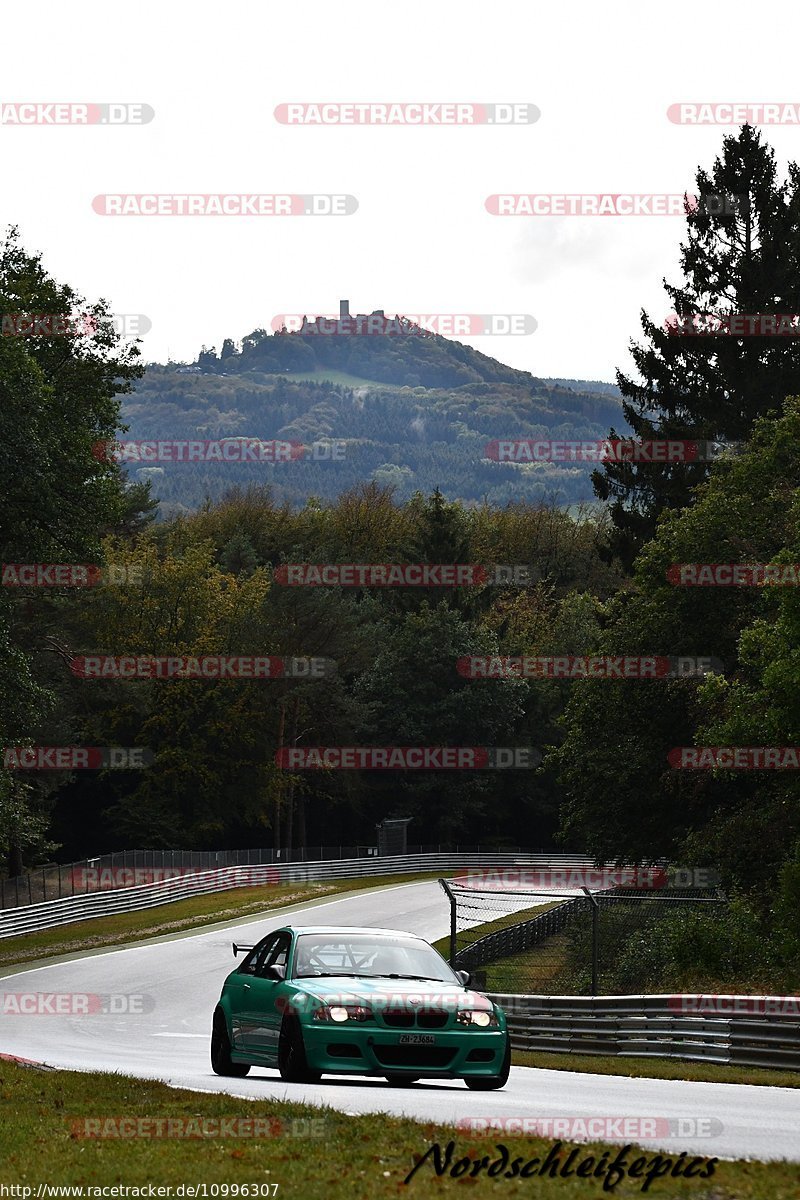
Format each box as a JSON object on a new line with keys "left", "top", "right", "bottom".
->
{"left": 594, "top": 125, "right": 800, "bottom": 565}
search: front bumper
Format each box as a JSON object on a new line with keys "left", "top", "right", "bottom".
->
{"left": 302, "top": 1024, "right": 508, "bottom": 1076}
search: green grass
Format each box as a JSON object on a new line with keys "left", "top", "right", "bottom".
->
{"left": 0, "top": 873, "right": 445, "bottom": 973}
{"left": 480, "top": 929, "right": 574, "bottom": 993}
{"left": 514, "top": 1049, "right": 800, "bottom": 1090}
{"left": 1, "top": 1061, "right": 796, "bottom": 1196}
{"left": 270, "top": 368, "right": 392, "bottom": 389}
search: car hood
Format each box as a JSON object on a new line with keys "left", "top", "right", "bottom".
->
{"left": 285, "top": 976, "right": 493, "bottom": 1009}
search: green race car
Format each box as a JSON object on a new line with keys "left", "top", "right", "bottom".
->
{"left": 211, "top": 924, "right": 511, "bottom": 1089}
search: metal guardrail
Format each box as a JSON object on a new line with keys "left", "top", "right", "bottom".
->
{"left": 0, "top": 846, "right": 589, "bottom": 910}
{"left": 487, "top": 992, "right": 800, "bottom": 1071}
{"left": 0, "top": 852, "right": 596, "bottom": 940}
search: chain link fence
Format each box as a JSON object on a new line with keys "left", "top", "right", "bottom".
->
{"left": 440, "top": 879, "right": 727, "bottom": 995}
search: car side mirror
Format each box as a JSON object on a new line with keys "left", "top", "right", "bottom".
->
{"left": 456, "top": 969, "right": 471, "bottom": 986}
{"left": 264, "top": 964, "right": 286, "bottom": 982}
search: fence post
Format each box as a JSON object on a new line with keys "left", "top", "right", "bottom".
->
{"left": 438, "top": 878, "right": 457, "bottom": 966}
{"left": 581, "top": 887, "right": 599, "bottom": 996}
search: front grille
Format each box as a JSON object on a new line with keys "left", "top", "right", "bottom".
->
{"left": 383, "top": 1008, "right": 415, "bottom": 1028}
{"left": 374, "top": 1046, "right": 455, "bottom": 1068}
{"left": 417, "top": 1010, "right": 448, "bottom": 1030}
{"left": 381, "top": 1007, "right": 450, "bottom": 1030}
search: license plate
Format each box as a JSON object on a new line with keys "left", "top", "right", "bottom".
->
{"left": 398, "top": 1034, "right": 435, "bottom": 1045}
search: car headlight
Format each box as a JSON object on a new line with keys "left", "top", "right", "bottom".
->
{"left": 456, "top": 1008, "right": 498, "bottom": 1027}
{"left": 313, "top": 1004, "right": 373, "bottom": 1023}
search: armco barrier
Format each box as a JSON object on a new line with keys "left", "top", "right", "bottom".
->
{"left": 0, "top": 852, "right": 595, "bottom": 940}
{"left": 488, "top": 992, "right": 800, "bottom": 1071}
{"left": 0, "top": 846, "right": 587, "bottom": 909}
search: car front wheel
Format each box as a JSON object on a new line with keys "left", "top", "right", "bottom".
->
{"left": 278, "top": 1016, "right": 322, "bottom": 1084}
{"left": 211, "top": 1010, "right": 250, "bottom": 1077}
{"left": 464, "top": 1036, "right": 511, "bottom": 1090}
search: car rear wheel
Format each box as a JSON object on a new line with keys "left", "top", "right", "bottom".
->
{"left": 278, "top": 1016, "right": 322, "bottom": 1084}
{"left": 384, "top": 1075, "right": 420, "bottom": 1086}
{"left": 211, "top": 1010, "right": 250, "bottom": 1077}
{"left": 464, "top": 1036, "right": 511, "bottom": 1090}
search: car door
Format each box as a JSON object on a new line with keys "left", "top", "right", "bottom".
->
{"left": 239, "top": 932, "right": 292, "bottom": 1060}
{"left": 228, "top": 936, "right": 272, "bottom": 1050}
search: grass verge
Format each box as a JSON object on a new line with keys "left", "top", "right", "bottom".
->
{"left": 0, "top": 873, "right": 445, "bottom": 973}
{"left": 1, "top": 1061, "right": 797, "bottom": 1196}
{"left": 513, "top": 1049, "right": 800, "bottom": 1090}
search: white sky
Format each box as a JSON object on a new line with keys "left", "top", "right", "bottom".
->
{"left": 2, "top": 1, "right": 800, "bottom": 381}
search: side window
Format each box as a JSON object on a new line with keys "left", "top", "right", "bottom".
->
{"left": 258, "top": 932, "right": 291, "bottom": 977}
{"left": 239, "top": 935, "right": 279, "bottom": 976}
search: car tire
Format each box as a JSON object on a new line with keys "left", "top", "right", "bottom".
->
{"left": 464, "top": 1036, "right": 511, "bottom": 1090}
{"left": 278, "top": 1016, "right": 322, "bottom": 1084}
{"left": 384, "top": 1075, "right": 420, "bottom": 1086}
{"left": 211, "top": 1009, "right": 250, "bottom": 1077}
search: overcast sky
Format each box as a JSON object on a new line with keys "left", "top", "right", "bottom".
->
{"left": 3, "top": 1, "right": 800, "bottom": 382}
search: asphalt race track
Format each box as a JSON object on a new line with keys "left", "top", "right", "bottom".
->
{"left": 2, "top": 880, "right": 799, "bottom": 1163}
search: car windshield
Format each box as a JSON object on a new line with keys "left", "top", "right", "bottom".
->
{"left": 292, "top": 933, "right": 460, "bottom": 983}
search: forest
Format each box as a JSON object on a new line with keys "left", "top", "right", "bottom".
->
{"left": 2, "top": 125, "right": 800, "bottom": 990}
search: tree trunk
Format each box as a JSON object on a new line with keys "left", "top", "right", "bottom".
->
{"left": 274, "top": 703, "right": 285, "bottom": 850}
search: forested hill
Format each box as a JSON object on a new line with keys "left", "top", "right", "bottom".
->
{"left": 124, "top": 320, "right": 626, "bottom": 515}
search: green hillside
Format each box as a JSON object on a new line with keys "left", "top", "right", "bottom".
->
{"left": 125, "top": 320, "right": 626, "bottom": 513}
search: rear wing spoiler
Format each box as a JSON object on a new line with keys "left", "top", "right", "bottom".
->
{"left": 232, "top": 943, "right": 254, "bottom": 957}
